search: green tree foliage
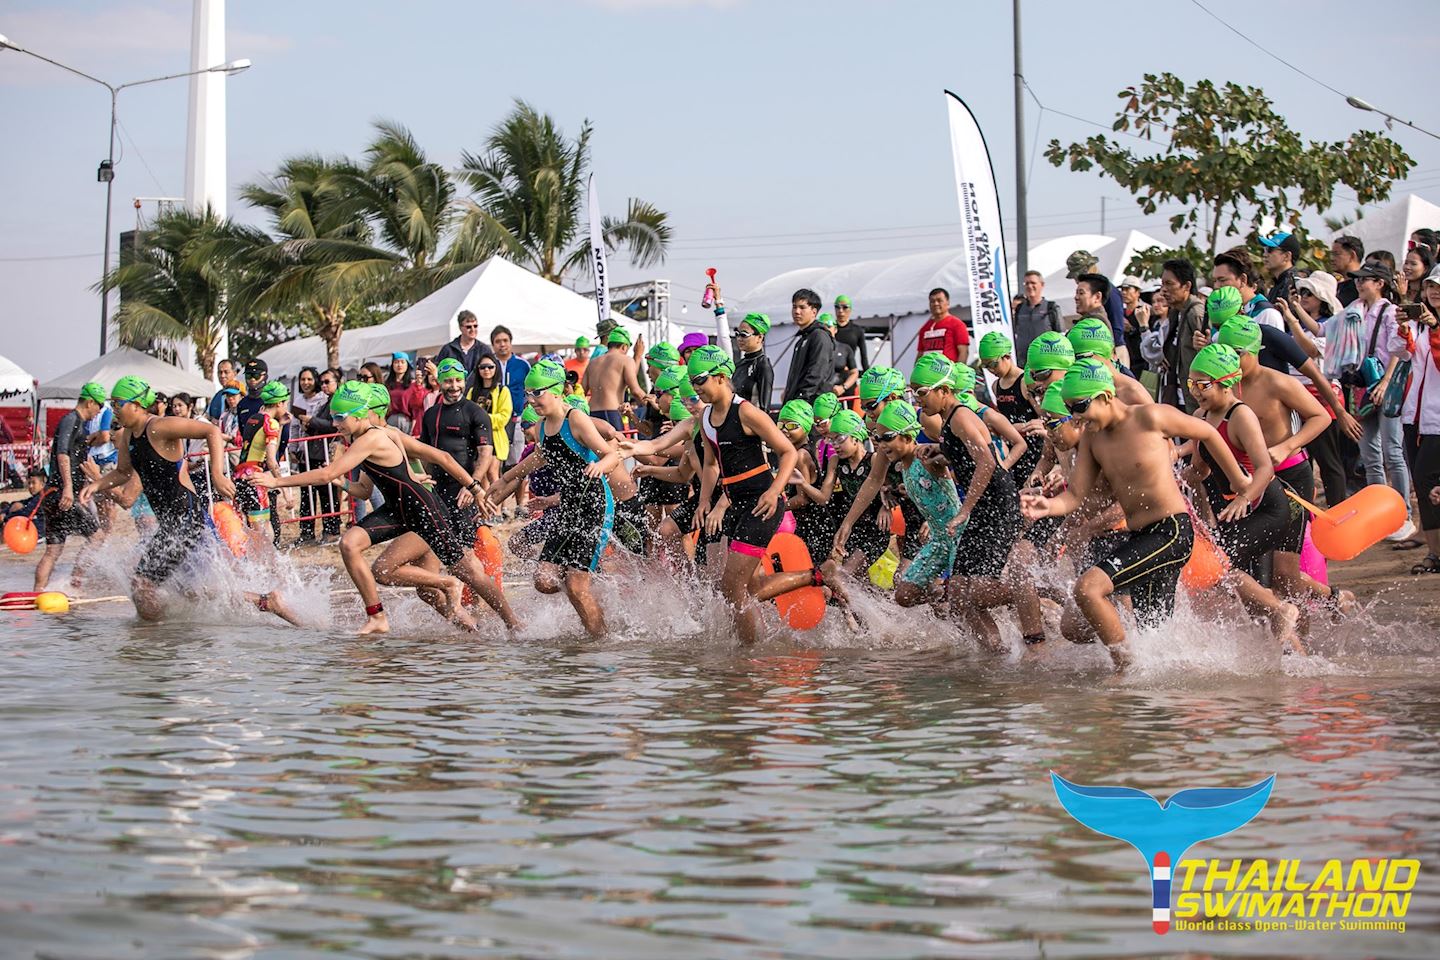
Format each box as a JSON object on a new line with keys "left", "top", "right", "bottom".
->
{"left": 100, "top": 206, "right": 243, "bottom": 379}
{"left": 1046, "top": 73, "right": 1413, "bottom": 255}
{"left": 453, "top": 99, "right": 671, "bottom": 284}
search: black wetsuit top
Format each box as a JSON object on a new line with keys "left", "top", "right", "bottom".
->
{"left": 939, "top": 406, "right": 1019, "bottom": 508}
{"left": 701, "top": 398, "right": 771, "bottom": 498}
{"left": 129, "top": 420, "right": 207, "bottom": 529}
{"left": 989, "top": 372, "right": 1042, "bottom": 480}
{"left": 48, "top": 410, "right": 87, "bottom": 485}
{"left": 420, "top": 398, "right": 492, "bottom": 504}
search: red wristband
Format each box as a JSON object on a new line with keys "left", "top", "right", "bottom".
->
{"left": 365, "top": 602, "right": 383, "bottom": 617}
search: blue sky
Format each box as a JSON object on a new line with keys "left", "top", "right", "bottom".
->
{"left": 3, "top": 0, "right": 1438, "bottom": 380}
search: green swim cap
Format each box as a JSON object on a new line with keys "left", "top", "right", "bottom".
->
{"left": 520, "top": 405, "right": 540, "bottom": 426}
{"left": 812, "top": 392, "right": 842, "bottom": 422}
{"left": 949, "top": 362, "right": 977, "bottom": 395}
{"left": 874, "top": 400, "right": 921, "bottom": 438}
{"left": 686, "top": 344, "right": 735, "bottom": 380}
{"left": 607, "top": 326, "right": 633, "bottom": 346}
{"left": 1023, "top": 368, "right": 1036, "bottom": 387}
{"left": 329, "top": 380, "right": 370, "bottom": 418}
{"left": 978, "top": 331, "right": 1014, "bottom": 362}
{"left": 365, "top": 382, "right": 390, "bottom": 418}
{"left": 816, "top": 312, "right": 836, "bottom": 330}
{"left": 259, "top": 381, "right": 291, "bottom": 405}
{"left": 646, "top": 342, "right": 681, "bottom": 368}
{"left": 1190, "top": 342, "right": 1243, "bottom": 382}
{"left": 910, "top": 351, "right": 955, "bottom": 389}
{"left": 835, "top": 294, "right": 852, "bottom": 307}
{"left": 829, "top": 409, "right": 868, "bottom": 440}
{"left": 525, "top": 358, "right": 567, "bottom": 394}
{"left": 958, "top": 392, "right": 982, "bottom": 413}
{"left": 111, "top": 375, "right": 155, "bottom": 408}
{"left": 574, "top": 336, "right": 591, "bottom": 350}
{"left": 1026, "top": 331, "right": 1075, "bottom": 373}
{"left": 1041, "top": 382, "right": 1070, "bottom": 419}
{"left": 1067, "top": 317, "right": 1114, "bottom": 359}
{"left": 565, "top": 394, "right": 591, "bottom": 414}
{"left": 653, "top": 365, "right": 694, "bottom": 397}
{"left": 1207, "top": 286, "right": 1244, "bottom": 328}
{"left": 740, "top": 312, "right": 771, "bottom": 336}
{"left": 436, "top": 358, "right": 467, "bottom": 382}
{"left": 778, "top": 399, "right": 816, "bottom": 434}
{"left": 79, "top": 381, "right": 108, "bottom": 404}
{"left": 858, "top": 365, "right": 905, "bottom": 402}
{"left": 667, "top": 397, "right": 690, "bottom": 421}
{"left": 1059, "top": 359, "right": 1115, "bottom": 404}
{"left": 1216, "top": 317, "right": 1263, "bottom": 355}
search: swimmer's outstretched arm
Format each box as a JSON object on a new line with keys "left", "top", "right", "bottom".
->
{"left": 252, "top": 429, "right": 380, "bottom": 489}
{"left": 490, "top": 448, "right": 545, "bottom": 505}
{"left": 619, "top": 415, "right": 694, "bottom": 458}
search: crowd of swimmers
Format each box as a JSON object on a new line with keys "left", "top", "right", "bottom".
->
{"left": 33, "top": 277, "right": 1435, "bottom": 674}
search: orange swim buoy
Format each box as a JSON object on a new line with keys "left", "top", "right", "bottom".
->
{"left": 890, "top": 506, "right": 906, "bottom": 538}
{"left": 1297, "top": 484, "right": 1407, "bottom": 562}
{"left": 210, "top": 502, "right": 248, "bottom": 557}
{"left": 1181, "top": 523, "right": 1228, "bottom": 591}
{"left": 475, "top": 525, "right": 504, "bottom": 589}
{"left": 4, "top": 516, "right": 38, "bottom": 554}
{"left": 761, "top": 531, "right": 827, "bottom": 630}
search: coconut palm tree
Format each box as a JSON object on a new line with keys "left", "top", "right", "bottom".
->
{"left": 452, "top": 99, "right": 671, "bottom": 284}
{"left": 100, "top": 206, "right": 248, "bottom": 379}
{"left": 351, "top": 121, "right": 457, "bottom": 291}
{"left": 231, "top": 154, "right": 403, "bottom": 370}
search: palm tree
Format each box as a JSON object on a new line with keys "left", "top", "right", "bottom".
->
{"left": 453, "top": 99, "right": 671, "bottom": 284}
{"left": 100, "top": 206, "right": 247, "bottom": 379}
{"left": 349, "top": 121, "right": 457, "bottom": 297}
{"left": 232, "top": 154, "right": 403, "bottom": 370}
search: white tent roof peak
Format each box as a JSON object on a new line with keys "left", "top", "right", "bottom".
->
{"left": 1325, "top": 192, "right": 1440, "bottom": 261}
{"left": 38, "top": 347, "right": 216, "bottom": 401}
{"left": 0, "top": 353, "right": 35, "bottom": 398}
{"left": 348, "top": 256, "right": 632, "bottom": 362}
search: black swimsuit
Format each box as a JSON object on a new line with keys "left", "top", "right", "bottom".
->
{"left": 990, "top": 373, "right": 1043, "bottom": 481}
{"left": 700, "top": 398, "right": 785, "bottom": 555}
{"left": 939, "top": 405, "right": 1022, "bottom": 579}
{"left": 130, "top": 419, "right": 213, "bottom": 584}
{"left": 355, "top": 429, "right": 469, "bottom": 567}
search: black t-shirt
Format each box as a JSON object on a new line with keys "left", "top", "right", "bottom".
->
{"left": 420, "top": 398, "right": 493, "bottom": 476}
{"left": 1257, "top": 324, "right": 1309, "bottom": 375}
{"left": 48, "top": 409, "right": 86, "bottom": 484}
{"left": 833, "top": 322, "right": 869, "bottom": 372}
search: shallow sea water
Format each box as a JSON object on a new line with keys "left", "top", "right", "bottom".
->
{"left": 1, "top": 555, "right": 1438, "bottom": 960}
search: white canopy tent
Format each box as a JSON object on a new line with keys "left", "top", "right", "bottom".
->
{"left": 1326, "top": 192, "right": 1440, "bottom": 262}
{"left": 349, "top": 256, "right": 633, "bottom": 362}
{"left": 257, "top": 328, "right": 371, "bottom": 380}
{"left": 38, "top": 346, "right": 216, "bottom": 401}
{"left": 0, "top": 353, "right": 35, "bottom": 401}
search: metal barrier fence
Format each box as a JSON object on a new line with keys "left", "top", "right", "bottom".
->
{"left": 183, "top": 429, "right": 354, "bottom": 534}
{"left": 0, "top": 443, "right": 43, "bottom": 488}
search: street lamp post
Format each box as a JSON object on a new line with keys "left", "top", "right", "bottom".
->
{"left": 0, "top": 34, "right": 249, "bottom": 355}
{"left": 1345, "top": 96, "right": 1440, "bottom": 143}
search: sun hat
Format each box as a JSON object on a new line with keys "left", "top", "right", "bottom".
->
{"left": 1293, "top": 272, "right": 1343, "bottom": 316}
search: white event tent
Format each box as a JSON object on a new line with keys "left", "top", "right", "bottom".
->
{"left": 740, "top": 230, "right": 1168, "bottom": 402}
{"left": 0, "top": 353, "right": 35, "bottom": 401}
{"left": 350, "top": 257, "right": 631, "bottom": 362}
{"left": 38, "top": 346, "right": 216, "bottom": 401}
{"left": 1325, "top": 192, "right": 1440, "bottom": 261}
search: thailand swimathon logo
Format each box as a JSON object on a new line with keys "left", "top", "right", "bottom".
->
{"left": 1052, "top": 773, "right": 1418, "bottom": 935}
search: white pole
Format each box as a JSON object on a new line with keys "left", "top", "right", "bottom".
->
{"left": 183, "top": 0, "right": 228, "bottom": 378}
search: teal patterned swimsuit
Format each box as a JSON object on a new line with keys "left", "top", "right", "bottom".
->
{"left": 898, "top": 455, "right": 961, "bottom": 586}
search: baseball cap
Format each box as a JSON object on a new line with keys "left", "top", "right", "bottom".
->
{"left": 243, "top": 359, "right": 268, "bottom": 377}
{"left": 1065, "top": 249, "right": 1098, "bottom": 279}
{"left": 1118, "top": 275, "right": 1145, "bottom": 290}
{"left": 1349, "top": 262, "right": 1394, "bottom": 282}
{"left": 1259, "top": 231, "right": 1302, "bottom": 259}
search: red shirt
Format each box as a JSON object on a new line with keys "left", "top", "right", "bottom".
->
{"left": 916, "top": 313, "right": 970, "bottom": 362}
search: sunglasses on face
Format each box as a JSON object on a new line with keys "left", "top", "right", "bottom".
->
{"left": 981, "top": 357, "right": 1004, "bottom": 369}
{"left": 689, "top": 373, "right": 712, "bottom": 388}
{"left": 524, "top": 388, "right": 552, "bottom": 401}
{"left": 360, "top": 374, "right": 375, "bottom": 381}
{"left": 1044, "top": 415, "right": 1073, "bottom": 431}
{"left": 1065, "top": 395, "right": 1102, "bottom": 415}
{"left": 477, "top": 364, "right": 497, "bottom": 372}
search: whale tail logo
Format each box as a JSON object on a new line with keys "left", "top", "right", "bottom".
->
{"left": 1051, "top": 772, "right": 1275, "bottom": 934}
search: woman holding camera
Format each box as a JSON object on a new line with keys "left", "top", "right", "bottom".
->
{"left": 1402, "top": 266, "right": 1440, "bottom": 571}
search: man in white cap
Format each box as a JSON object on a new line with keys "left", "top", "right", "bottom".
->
{"left": 1117, "top": 275, "right": 1150, "bottom": 375}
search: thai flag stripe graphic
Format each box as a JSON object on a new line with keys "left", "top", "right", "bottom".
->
{"left": 1152, "top": 851, "right": 1172, "bottom": 934}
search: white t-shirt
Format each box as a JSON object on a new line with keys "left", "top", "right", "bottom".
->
{"left": 85, "top": 403, "right": 117, "bottom": 463}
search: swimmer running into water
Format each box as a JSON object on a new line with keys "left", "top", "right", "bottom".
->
{"left": 79, "top": 376, "right": 301, "bottom": 625}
